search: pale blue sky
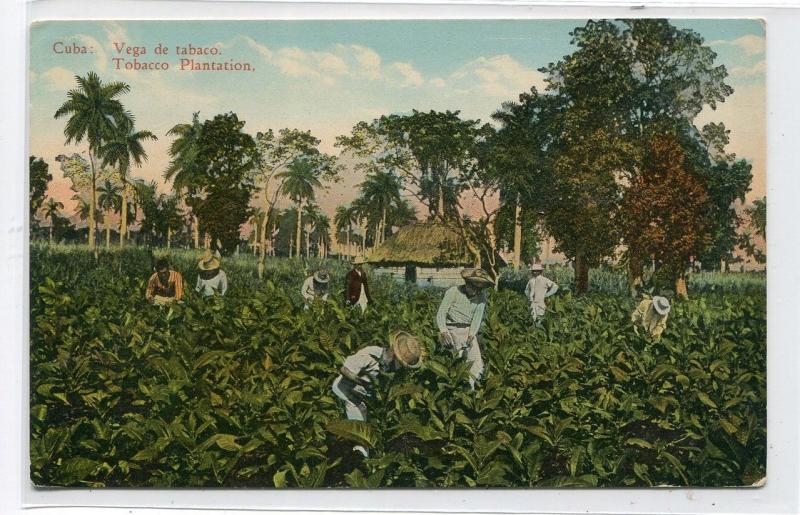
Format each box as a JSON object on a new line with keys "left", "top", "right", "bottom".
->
{"left": 29, "top": 19, "right": 766, "bottom": 218}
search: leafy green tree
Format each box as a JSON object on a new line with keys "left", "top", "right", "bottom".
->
{"left": 30, "top": 156, "right": 52, "bottom": 228}
{"left": 254, "top": 129, "right": 338, "bottom": 258}
{"left": 132, "top": 179, "right": 159, "bottom": 245}
{"left": 357, "top": 168, "right": 404, "bottom": 247}
{"left": 100, "top": 118, "right": 157, "bottom": 247}
{"left": 334, "top": 205, "right": 357, "bottom": 259}
{"left": 185, "top": 113, "right": 259, "bottom": 252}
{"left": 43, "top": 198, "right": 63, "bottom": 244}
{"left": 749, "top": 197, "right": 766, "bottom": 240}
{"left": 54, "top": 72, "right": 132, "bottom": 253}
{"left": 279, "top": 158, "right": 323, "bottom": 258}
{"left": 97, "top": 180, "right": 121, "bottom": 249}
{"left": 165, "top": 112, "right": 204, "bottom": 248}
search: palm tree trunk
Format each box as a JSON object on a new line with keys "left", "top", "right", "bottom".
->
{"left": 513, "top": 194, "right": 522, "bottom": 269}
{"left": 193, "top": 215, "right": 199, "bottom": 249}
{"left": 120, "top": 179, "right": 127, "bottom": 247}
{"left": 88, "top": 153, "right": 97, "bottom": 254}
{"left": 437, "top": 184, "right": 445, "bottom": 218}
{"left": 305, "top": 224, "right": 311, "bottom": 258}
{"left": 167, "top": 226, "right": 172, "bottom": 249}
{"left": 295, "top": 200, "right": 303, "bottom": 259}
{"left": 380, "top": 207, "right": 387, "bottom": 246}
{"left": 346, "top": 225, "right": 351, "bottom": 260}
{"left": 49, "top": 224, "right": 53, "bottom": 244}
{"left": 105, "top": 213, "right": 110, "bottom": 249}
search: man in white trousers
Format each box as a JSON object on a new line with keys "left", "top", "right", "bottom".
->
{"left": 436, "top": 268, "right": 493, "bottom": 390}
{"left": 524, "top": 263, "right": 558, "bottom": 322}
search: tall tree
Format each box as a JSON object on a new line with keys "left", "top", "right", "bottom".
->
{"left": 54, "top": 72, "right": 132, "bottom": 254}
{"left": 165, "top": 112, "right": 203, "bottom": 248}
{"left": 43, "top": 198, "right": 63, "bottom": 244}
{"left": 253, "top": 129, "right": 338, "bottom": 258}
{"left": 100, "top": 117, "right": 157, "bottom": 247}
{"left": 278, "top": 158, "right": 324, "bottom": 258}
{"left": 97, "top": 179, "right": 120, "bottom": 249}
{"left": 621, "top": 134, "right": 713, "bottom": 298}
{"left": 30, "top": 156, "right": 52, "bottom": 228}
{"left": 185, "top": 113, "right": 259, "bottom": 252}
{"left": 357, "top": 168, "right": 403, "bottom": 247}
{"left": 334, "top": 205, "right": 357, "bottom": 259}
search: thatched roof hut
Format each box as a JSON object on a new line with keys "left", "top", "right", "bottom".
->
{"left": 366, "top": 223, "right": 473, "bottom": 267}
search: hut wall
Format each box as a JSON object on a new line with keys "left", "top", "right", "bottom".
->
{"left": 374, "top": 266, "right": 464, "bottom": 288}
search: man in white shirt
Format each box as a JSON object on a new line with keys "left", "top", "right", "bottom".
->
{"left": 301, "top": 270, "right": 330, "bottom": 307}
{"left": 524, "top": 263, "right": 558, "bottom": 322}
{"left": 195, "top": 249, "right": 228, "bottom": 297}
{"left": 436, "top": 268, "right": 494, "bottom": 389}
{"left": 331, "top": 331, "right": 423, "bottom": 457}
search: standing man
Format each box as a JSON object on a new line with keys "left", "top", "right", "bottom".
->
{"left": 146, "top": 257, "right": 185, "bottom": 305}
{"left": 344, "top": 256, "right": 371, "bottom": 312}
{"left": 436, "top": 268, "right": 493, "bottom": 390}
{"left": 196, "top": 249, "right": 228, "bottom": 297}
{"left": 331, "top": 331, "right": 423, "bottom": 457}
{"left": 631, "top": 295, "right": 671, "bottom": 341}
{"left": 301, "top": 270, "right": 330, "bottom": 306}
{"left": 524, "top": 263, "right": 559, "bottom": 322}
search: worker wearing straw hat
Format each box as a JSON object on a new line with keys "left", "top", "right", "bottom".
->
{"left": 344, "top": 256, "right": 372, "bottom": 312}
{"left": 436, "top": 268, "right": 493, "bottom": 390}
{"left": 301, "top": 270, "right": 330, "bottom": 308}
{"left": 331, "top": 331, "right": 423, "bottom": 457}
{"left": 195, "top": 249, "right": 228, "bottom": 297}
{"left": 631, "top": 295, "right": 671, "bottom": 341}
{"left": 524, "top": 263, "right": 558, "bottom": 322}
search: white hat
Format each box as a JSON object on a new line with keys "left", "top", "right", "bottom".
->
{"left": 652, "top": 296, "right": 671, "bottom": 315}
{"left": 529, "top": 263, "right": 544, "bottom": 271}
{"left": 198, "top": 249, "right": 221, "bottom": 271}
{"left": 460, "top": 268, "right": 494, "bottom": 288}
{"left": 390, "top": 331, "right": 423, "bottom": 369}
{"left": 313, "top": 271, "right": 330, "bottom": 284}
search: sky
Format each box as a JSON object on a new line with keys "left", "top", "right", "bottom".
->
{"left": 28, "top": 19, "right": 766, "bottom": 228}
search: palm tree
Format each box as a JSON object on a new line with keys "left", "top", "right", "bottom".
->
{"left": 158, "top": 194, "right": 183, "bottom": 249}
{"left": 278, "top": 158, "right": 322, "bottom": 258}
{"left": 314, "top": 213, "right": 331, "bottom": 258}
{"left": 133, "top": 179, "right": 159, "bottom": 244}
{"left": 334, "top": 205, "right": 357, "bottom": 260}
{"left": 100, "top": 117, "right": 157, "bottom": 247}
{"left": 43, "top": 198, "right": 64, "bottom": 244}
{"left": 54, "top": 72, "right": 131, "bottom": 253}
{"left": 249, "top": 207, "right": 266, "bottom": 255}
{"left": 358, "top": 169, "right": 403, "bottom": 247}
{"left": 164, "top": 112, "right": 203, "bottom": 248}
{"left": 97, "top": 180, "right": 121, "bottom": 249}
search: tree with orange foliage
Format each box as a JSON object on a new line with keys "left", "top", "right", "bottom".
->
{"left": 621, "top": 134, "right": 713, "bottom": 298}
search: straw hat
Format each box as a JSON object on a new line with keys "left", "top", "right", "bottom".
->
{"left": 529, "top": 263, "right": 544, "bottom": 272}
{"left": 352, "top": 256, "right": 367, "bottom": 265}
{"left": 652, "top": 296, "right": 671, "bottom": 316}
{"left": 390, "top": 331, "right": 423, "bottom": 369}
{"left": 198, "top": 250, "right": 221, "bottom": 271}
{"left": 313, "top": 271, "right": 330, "bottom": 284}
{"left": 460, "top": 268, "right": 494, "bottom": 288}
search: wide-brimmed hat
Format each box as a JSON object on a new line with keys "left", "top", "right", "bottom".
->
{"left": 352, "top": 256, "right": 367, "bottom": 265}
{"left": 313, "top": 271, "right": 330, "bottom": 284}
{"left": 390, "top": 331, "right": 423, "bottom": 369}
{"left": 652, "top": 296, "right": 671, "bottom": 316}
{"left": 460, "top": 268, "right": 494, "bottom": 288}
{"left": 198, "top": 250, "right": 221, "bottom": 271}
{"left": 529, "top": 263, "right": 544, "bottom": 272}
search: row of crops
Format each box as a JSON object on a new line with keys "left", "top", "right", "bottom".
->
{"left": 30, "top": 244, "right": 766, "bottom": 487}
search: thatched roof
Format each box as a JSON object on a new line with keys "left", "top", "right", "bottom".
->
{"left": 366, "top": 223, "right": 474, "bottom": 267}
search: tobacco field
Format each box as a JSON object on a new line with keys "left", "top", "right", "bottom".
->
{"left": 30, "top": 245, "right": 766, "bottom": 488}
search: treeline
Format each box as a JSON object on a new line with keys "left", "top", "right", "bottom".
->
{"left": 31, "top": 19, "right": 767, "bottom": 296}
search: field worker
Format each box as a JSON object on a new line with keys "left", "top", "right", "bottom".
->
{"left": 331, "top": 331, "right": 423, "bottom": 457}
{"left": 524, "top": 263, "right": 559, "bottom": 322}
{"left": 146, "top": 257, "right": 184, "bottom": 305}
{"left": 195, "top": 249, "right": 228, "bottom": 297}
{"left": 436, "top": 268, "right": 493, "bottom": 390}
{"left": 344, "top": 256, "right": 372, "bottom": 312}
{"left": 301, "top": 270, "right": 330, "bottom": 307}
{"left": 631, "top": 295, "right": 671, "bottom": 341}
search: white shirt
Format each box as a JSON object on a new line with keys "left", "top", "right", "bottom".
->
{"left": 195, "top": 270, "right": 228, "bottom": 297}
{"left": 301, "top": 276, "right": 328, "bottom": 301}
{"left": 342, "top": 346, "right": 385, "bottom": 383}
{"left": 525, "top": 275, "right": 558, "bottom": 308}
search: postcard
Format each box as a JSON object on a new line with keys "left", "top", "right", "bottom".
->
{"left": 28, "top": 19, "right": 766, "bottom": 488}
